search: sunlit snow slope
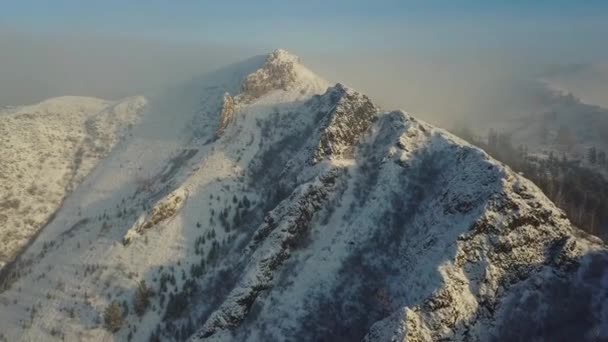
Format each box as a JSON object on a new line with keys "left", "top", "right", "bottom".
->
{"left": 0, "top": 96, "right": 146, "bottom": 269}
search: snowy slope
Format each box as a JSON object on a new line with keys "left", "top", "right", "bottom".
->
{"left": 0, "top": 96, "right": 146, "bottom": 270}
{"left": 0, "top": 50, "right": 606, "bottom": 342}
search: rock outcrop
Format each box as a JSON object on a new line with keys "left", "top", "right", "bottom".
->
{"left": 312, "top": 84, "right": 379, "bottom": 162}
{"left": 215, "top": 93, "right": 236, "bottom": 137}
{"left": 240, "top": 49, "right": 299, "bottom": 101}
{"left": 123, "top": 189, "right": 188, "bottom": 245}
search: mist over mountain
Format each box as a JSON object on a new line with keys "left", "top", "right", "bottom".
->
{"left": 2, "top": 27, "right": 607, "bottom": 131}
{"left": 0, "top": 50, "right": 606, "bottom": 342}
{"left": 2, "top": 2, "right": 608, "bottom": 341}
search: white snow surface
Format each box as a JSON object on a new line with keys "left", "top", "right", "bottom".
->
{"left": 0, "top": 50, "right": 606, "bottom": 342}
{"left": 0, "top": 95, "right": 146, "bottom": 270}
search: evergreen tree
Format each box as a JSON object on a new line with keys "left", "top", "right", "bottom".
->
{"left": 104, "top": 301, "right": 123, "bottom": 332}
{"left": 122, "top": 300, "right": 129, "bottom": 317}
{"left": 134, "top": 280, "right": 153, "bottom": 316}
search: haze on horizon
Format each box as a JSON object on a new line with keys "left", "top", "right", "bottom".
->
{"left": 1, "top": 0, "right": 608, "bottom": 128}
{"left": 2, "top": 3, "right": 608, "bottom": 341}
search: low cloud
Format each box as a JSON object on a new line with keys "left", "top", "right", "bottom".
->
{"left": 1, "top": 29, "right": 607, "bottom": 133}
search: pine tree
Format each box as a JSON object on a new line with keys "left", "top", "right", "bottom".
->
{"left": 122, "top": 300, "right": 129, "bottom": 317}
{"left": 104, "top": 301, "right": 123, "bottom": 332}
{"left": 134, "top": 280, "right": 153, "bottom": 316}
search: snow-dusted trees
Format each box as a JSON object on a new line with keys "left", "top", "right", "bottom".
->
{"left": 134, "top": 280, "right": 153, "bottom": 316}
{"left": 103, "top": 301, "right": 123, "bottom": 332}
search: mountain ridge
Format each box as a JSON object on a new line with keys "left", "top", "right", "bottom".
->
{"left": 0, "top": 50, "right": 606, "bottom": 342}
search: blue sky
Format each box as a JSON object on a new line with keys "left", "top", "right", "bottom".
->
{"left": 2, "top": 1, "right": 607, "bottom": 51}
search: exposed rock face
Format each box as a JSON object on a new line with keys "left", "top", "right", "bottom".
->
{"left": 215, "top": 50, "right": 307, "bottom": 137}
{"left": 241, "top": 49, "right": 299, "bottom": 101}
{"left": 195, "top": 168, "right": 344, "bottom": 338}
{"left": 215, "top": 93, "right": 235, "bottom": 137}
{"left": 123, "top": 189, "right": 187, "bottom": 245}
{"left": 312, "top": 83, "right": 379, "bottom": 162}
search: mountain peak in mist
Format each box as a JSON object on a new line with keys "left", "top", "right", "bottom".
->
{"left": 0, "top": 50, "right": 607, "bottom": 342}
{"left": 240, "top": 48, "right": 308, "bottom": 101}
{"left": 268, "top": 48, "right": 301, "bottom": 63}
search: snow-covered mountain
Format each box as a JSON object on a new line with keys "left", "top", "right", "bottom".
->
{"left": 0, "top": 50, "right": 606, "bottom": 342}
{"left": 0, "top": 96, "right": 146, "bottom": 270}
